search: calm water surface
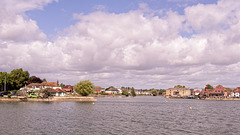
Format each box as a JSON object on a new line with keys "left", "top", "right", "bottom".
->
{"left": 0, "top": 96, "right": 239, "bottom": 135}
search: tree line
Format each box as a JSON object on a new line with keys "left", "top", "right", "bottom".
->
{"left": 0, "top": 68, "right": 46, "bottom": 91}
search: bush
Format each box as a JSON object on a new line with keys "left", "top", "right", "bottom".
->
{"left": 74, "top": 80, "right": 95, "bottom": 96}
{"left": 151, "top": 90, "right": 158, "bottom": 96}
{"left": 122, "top": 90, "right": 130, "bottom": 97}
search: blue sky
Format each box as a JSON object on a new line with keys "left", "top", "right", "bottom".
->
{"left": 26, "top": 0, "right": 218, "bottom": 38}
{"left": 1, "top": 0, "right": 240, "bottom": 89}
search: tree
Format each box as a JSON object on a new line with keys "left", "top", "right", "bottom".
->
{"left": 131, "top": 88, "right": 136, "bottom": 97}
{"left": 0, "top": 72, "right": 14, "bottom": 91}
{"left": 205, "top": 84, "right": 214, "bottom": 89}
{"left": 158, "top": 89, "right": 166, "bottom": 95}
{"left": 174, "top": 85, "right": 185, "bottom": 88}
{"left": 42, "top": 78, "right": 47, "bottom": 82}
{"left": 0, "top": 72, "right": 7, "bottom": 91}
{"left": 122, "top": 90, "right": 130, "bottom": 97}
{"left": 28, "top": 76, "right": 43, "bottom": 84}
{"left": 74, "top": 80, "right": 95, "bottom": 96}
{"left": 151, "top": 90, "right": 158, "bottom": 96}
{"left": 60, "top": 83, "right": 65, "bottom": 88}
{"left": 11, "top": 68, "right": 29, "bottom": 90}
{"left": 106, "top": 86, "right": 115, "bottom": 90}
{"left": 41, "top": 88, "right": 52, "bottom": 98}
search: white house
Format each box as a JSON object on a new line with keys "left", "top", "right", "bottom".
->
{"left": 105, "top": 88, "right": 122, "bottom": 94}
{"left": 231, "top": 87, "right": 240, "bottom": 98}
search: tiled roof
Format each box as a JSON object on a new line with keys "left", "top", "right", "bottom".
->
{"left": 62, "top": 88, "right": 72, "bottom": 92}
{"left": 27, "top": 83, "right": 41, "bottom": 87}
{"left": 41, "top": 82, "right": 58, "bottom": 87}
{"left": 27, "top": 82, "right": 59, "bottom": 88}
{"left": 49, "top": 88, "right": 66, "bottom": 93}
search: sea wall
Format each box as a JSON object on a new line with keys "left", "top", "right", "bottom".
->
{"left": 0, "top": 96, "right": 96, "bottom": 102}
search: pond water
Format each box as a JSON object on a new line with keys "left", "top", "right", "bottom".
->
{"left": 0, "top": 96, "right": 239, "bottom": 135}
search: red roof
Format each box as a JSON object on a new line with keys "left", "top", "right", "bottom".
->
{"left": 41, "top": 82, "right": 58, "bottom": 87}
{"left": 62, "top": 88, "right": 72, "bottom": 92}
{"left": 49, "top": 88, "right": 65, "bottom": 93}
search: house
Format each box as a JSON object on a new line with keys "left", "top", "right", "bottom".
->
{"left": 232, "top": 87, "right": 240, "bottom": 98}
{"left": 224, "top": 88, "right": 232, "bottom": 98}
{"left": 95, "top": 87, "right": 105, "bottom": 94}
{"left": 201, "top": 85, "right": 225, "bottom": 97}
{"left": 209, "top": 85, "right": 225, "bottom": 97}
{"left": 24, "top": 81, "right": 62, "bottom": 92}
{"left": 105, "top": 88, "right": 122, "bottom": 94}
{"left": 166, "top": 88, "right": 191, "bottom": 97}
{"left": 49, "top": 88, "right": 66, "bottom": 96}
{"left": 62, "top": 85, "right": 73, "bottom": 93}
{"left": 26, "top": 83, "right": 42, "bottom": 91}
{"left": 141, "top": 90, "right": 152, "bottom": 96}
{"left": 40, "top": 81, "right": 62, "bottom": 90}
{"left": 194, "top": 90, "right": 201, "bottom": 96}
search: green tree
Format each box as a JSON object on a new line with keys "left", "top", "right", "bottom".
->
{"left": 28, "top": 76, "right": 43, "bottom": 84}
{"left": 60, "top": 83, "right": 65, "bottom": 88}
{"left": 11, "top": 68, "right": 29, "bottom": 90}
{"left": 205, "top": 84, "right": 214, "bottom": 89}
{"left": 74, "top": 80, "right": 95, "bottom": 96}
{"left": 122, "top": 90, "right": 130, "bottom": 97}
{"left": 151, "top": 89, "right": 158, "bottom": 96}
{"left": 131, "top": 88, "right": 136, "bottom": 97}
{"left": 158, "top": 89, "right": 166, "bottom": 95}
{"left": 0, "top": 72, "right": 14, "bottom": 91}
{"left": 0, "top": 72, "right": 7, "bottom": 91}
{"left": 174, "top": 85, "right": 185, "bottom": 88}
{"left": 106, "top": 86, "right": 115, "bottom": 90}
{"left": 42, "top": 78, "right": 47, "bottom": 82}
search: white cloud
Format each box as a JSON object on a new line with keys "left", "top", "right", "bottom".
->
{"left": 1, "top": 0, "right": 240, "bottom": 88}
{"left": 0, "top": 0, "right": 57, "bottom": 42}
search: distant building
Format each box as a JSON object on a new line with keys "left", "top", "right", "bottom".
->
{"left": 105, "top": 88, "right": 122, "bottom": 94}
{"left": 49, "top": 88, "right": 66, "bottom": 96}
{"left": 194, "top": 90, "right": 201, "bottom": 96}
{"left": 62, "top": 85, "right": 74, "bottom": 93}
{"left": 209, "top": 85, "right": 225, "bottom": 97}
{"left": 166, "top": 88, "right": 191, "bottom": 97}
{"left": 201, "top": 85, "right": 225, "bottom": 97}
{"left": 95, "top": 87, "right": 105, "bottom": 94}
{"left": 232, "top": 87, "right": 240, "bottom": 98}
{"left": 25, "top": 81, "right": 61, "bottom": 91}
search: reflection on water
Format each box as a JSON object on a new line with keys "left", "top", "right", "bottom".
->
{"left": 0, "top": 97, "right": 239, "bottom": 135}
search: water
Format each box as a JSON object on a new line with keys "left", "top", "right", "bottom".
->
{"left": 0, "top": 96, "right": 239, "bottom": 135}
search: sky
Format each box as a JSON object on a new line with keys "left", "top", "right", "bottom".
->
{"left": 1, "top": 0, "right": 240, "bottom": 89}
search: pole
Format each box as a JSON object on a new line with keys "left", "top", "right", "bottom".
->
{"left": 4, "top": 75, "right": 6, "bottom": 92}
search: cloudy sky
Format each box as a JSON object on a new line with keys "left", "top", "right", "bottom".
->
{"left": 1, "top": 0, "right": 240, "bottom": 89}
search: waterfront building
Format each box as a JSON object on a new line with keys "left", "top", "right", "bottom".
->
{"left": 25, "top": 81, "right": 62, "bottom": 91}
{"left": 166, "top": 88, "right": 191, "bottom": 97}
{"left": 231, "top": 87, "right": 240, "bottom": 98}
{"left": 105, "top": 88, "right": 122, "bottom": 94}
{"left": 201, "top": 85, "right": 225, "bottom": 97}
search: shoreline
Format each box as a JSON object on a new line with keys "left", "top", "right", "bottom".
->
{"left": 166, "top": 96, "right": 240, "bottom": 101}
{"left": 0, "top": 96, "right": 96, "bottom": 102}
{"left": 204, "top": 97, "right": 240, "bottom": 101}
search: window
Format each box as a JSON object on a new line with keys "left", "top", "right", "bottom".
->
{"left": 218, "top": 90, "right": 220, "bottom": 92}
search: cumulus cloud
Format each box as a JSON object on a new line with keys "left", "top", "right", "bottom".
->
{"left": 1, "top": 0, "right": 240, "bottom": 88}
{"left": 0, "top": 0, "right": 57, "bottom": 42}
